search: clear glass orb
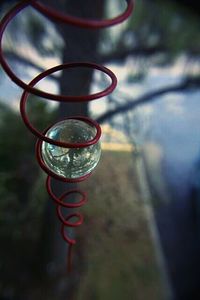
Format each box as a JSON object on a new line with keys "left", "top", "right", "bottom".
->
{"left": 41, "top": 119, "right": 101, "bottom": 179}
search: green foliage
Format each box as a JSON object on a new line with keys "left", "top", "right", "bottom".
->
{"left": 127, "top": 72, "right": 146, "bottom": 83}
{"left": 129, "top": 0, "right": 200, "bottom": 57}
{"left": 0, "top": 99, "right": 57, "bottom": 296}
{"left": 0, "top": 100, "right": 57, "bottom": 241}
{"left": 101, "top": 0, "right": 200, "bottom": 68}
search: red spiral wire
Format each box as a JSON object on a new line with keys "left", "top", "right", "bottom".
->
{"left": 0, "top": 0, "right": 134, "bottom": 272}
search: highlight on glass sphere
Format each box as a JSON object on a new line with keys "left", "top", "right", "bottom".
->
{"left": 41, "top": 119, "right": 101, "bottom": 179}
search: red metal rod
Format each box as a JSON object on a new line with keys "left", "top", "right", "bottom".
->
{"left": 67, "top": 244, "right": 73, "bottom": 273}
{"left": 18, "top": 62, "right": 117, "bottom": 102}
{"left": 46, "top": 176, "right": 87, "bottom": 270}
{"left": 19, "top": 62, "right": 117, "bottom": 148}
{"left": 46, "top": 177, "right": 87, "bottom": 208}
{"left": 32, "top": 0, "right": 135, "bottom": 29}
{"left": 22, "top": 112, "right": 102, "bottom": 148}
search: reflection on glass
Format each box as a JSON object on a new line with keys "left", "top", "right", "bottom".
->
{"left": 42, "top": 119, "right": 101, "bottom": 178}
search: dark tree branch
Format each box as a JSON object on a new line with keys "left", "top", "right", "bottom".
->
{"left": 4, "top": 44, "right": 167, "bottom": 79}
{"left": 99, "top": 45, "right": 168, "bottom": 63}
{"left": 97, "top": 77, "right": 200, "bottom": 124}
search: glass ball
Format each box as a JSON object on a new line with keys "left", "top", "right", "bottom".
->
{"left": 41, "top": 119, "right": 101, "bottom": 179}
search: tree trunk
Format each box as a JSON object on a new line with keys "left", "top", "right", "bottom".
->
{"left": 58, "top": 0, "right": 105, "bottom": 117}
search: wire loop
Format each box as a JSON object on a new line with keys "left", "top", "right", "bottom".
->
{"left": 46, "top": 176, "right": 86, "bottom": 248}
{"left": 32, "top": 0, "right": 134, "bottom": 28}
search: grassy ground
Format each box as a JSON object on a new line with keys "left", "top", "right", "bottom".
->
{"left": 73, "top": 150, "right": 164, "bottom": 300}
{"left": 0, "top": 150, "right": 165, "bottom": 300}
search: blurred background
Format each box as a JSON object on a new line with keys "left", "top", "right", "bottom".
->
{"left": 0, "top": 0, "right": 200, "bottom": 299}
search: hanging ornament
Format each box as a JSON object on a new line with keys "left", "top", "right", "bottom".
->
{"left": 0, "top": 0, "right": 134, "bottom": 272}
{"left": 42, "top": 119, "right": 101, "bottom": 179}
